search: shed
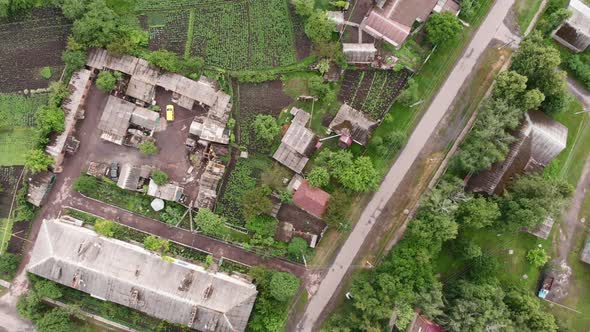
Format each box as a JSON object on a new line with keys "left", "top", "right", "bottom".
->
{"left": 126, "top": 76, "right": 156, "bottom": 104}
{"left": 117, "top": 164, "right": 151, "bottom": 191}
{"left": 552, "top": 0, "right": 590, "bottom": 53}
{"left": 27, "top": 171, "right": 55, "bottom": 207}
{"left": 130, "top": 106, "right": 159, "bottom": 131}
{"left": 28, "top": 219, "right": 258, "bottom": 332}
{"left": 329, "top": 104, "right": 378, "bottom": 146}
{"left": 189, "top": 117, "right": 230, "bottom": 144}
{"left": 292, "top": 181, "right": 330, "bottom": 218}
{"left": 343, "top": 43, "right": 377, "bottom": 64}
{"left": 467, "top": 111, "right": 568, "bottom": 195}
{"left": 147, "top": 180, "right": 184, "bottom": 202}
{"left": 195, "top": 160, "right": 225, "bottom": 209}
{"left": 581, "top": 234, "right": 590, "bottom": 264}
{"left": 98, "top": 96, "right": 134, "bottom": 140}
{"left": 524, "top": 216, "right": 555, "bottom": 240}
{"left": 273, "top": 109, "right": 316, "bottom": 173}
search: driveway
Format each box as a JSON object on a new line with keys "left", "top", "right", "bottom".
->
{"left": 296, "top": 1, "right": 517, "bottom": 330}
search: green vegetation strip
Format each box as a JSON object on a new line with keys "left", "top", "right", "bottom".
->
{"left": 183, "top": 8, "right": 195, "bottom": 59}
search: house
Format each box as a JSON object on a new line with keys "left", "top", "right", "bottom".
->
{"left": 293, "top": 180, "right": 330, "bottom": 219}
{"left": 275, "top": 203, "right": 328, "bottom": 248}
{"left": 524, "top": 216, "right": 555, "bottom": 240}
{"left": 404, "top": 311, "right": 443, "bottom": 332}
{"left": 45, "top": 69, "right": 92, "bottom": 168}
{"left": 329, "top": 103, "right": 378, "bottom": 146}
{"left": 342, "top": 43, "right": 378, "bottom": 64}
{"left": 98, "top": 96, "right": 159, "bottom": 145}
{"left": 360, "top": 0, "right": 459, "bottom": 48}
{"left": 28, "top": 219, "right": 258, "bottom": 332}
{"left": 26, "top": 171, "right": 55, "bottom": 207}
{"left": 273, "top": 108, "right": 317, "bottom": 173}
{"left": 147, "top": 180, "right": 184, "bottom": 202}
{"left": 195, "top": 160, "right": 225, "bottom": 209}
{"left": 467, "top": 111, "right": 567, "bottom": 195}
{"left": 117, "top": 164, "right": 152, "bottom": 191}
{"left": 581, "top": 234, "right": 590, "bottom": 264}
{"left": 190, "top": 117, "right": 230, "bottom": 145}
{"left": 552, "top": 0, "right": 590, "bottom": 53}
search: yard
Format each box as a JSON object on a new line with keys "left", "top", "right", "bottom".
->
{"left": 0, "top": 7, "right": 70, "bottom": 93}
{"left": 137, "top": 0, "right": 300, "bottom": 70}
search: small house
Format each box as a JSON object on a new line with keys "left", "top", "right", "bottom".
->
{"left": 467, "top": 111, "right": 567, "bottom": 195}
{"left": 117, "top": 164, "right": 151, "bottom": 191}
{"left": 343, "top": 43, "right": 378, "bottom": 64}
{"left": 189, "top": 117, "right": 230, "bottom": 145}
{"left": 27, "top": 171, "right": 55, "bottom": 207}
{"left": 273, "top": 108, "right": 317, "bottom": 173}
{"left": 292, "top": 181, "right": 330, "bottom": 219}
{"left": 552, "top": 0, "right": 590, "bottom": 53}
{"left": 28, "top": 219, "right": 258, "bottom": 332}
{"left": 147, "top": 180, "right": 184, "bottom": 202}
{"left": 329, "top": 104, "right": 378, "bottom": 147}
{"left": 404, "top": 310, "right": 443, "bottom": 332}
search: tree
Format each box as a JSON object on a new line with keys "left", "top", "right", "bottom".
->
{"left": 252, "top": 114, "right": 280, "bottom": 146}
{"left": 25, "top": 149, "right": 53, "bottom": 174}
{"left": 139, "top": 141, "right": 158, "bottom": 155}
{"left": 143, "top": 235, "right": 169, "bottom": 253}
{"left": 308, "top": 75, "right": 330, "bottom": 98}
{"left": 327, "top": 150, "right": 353, "bottom": 175}
{"left": 456, "top": 197, "right": 500, "bottom": 229}
{"left": 426, "top": 12, "right": 462, "bottom": 45}
{"left": 287, "top": 237, "right": 308, "bottom": 259}
{"left": 0, "top": 253, "right": 19, "bottom": 275}
{"left": 453, "top": 237, "right": 482, "bottom": 260}
{"left": 73, "top": 175, "right": 98, "bottom": 193}
{"left": 324, "top": 190, "right": 352, "bottom": 228}
{"left": 242, "top": 186, "right": 273, "bottom": 220}
{"left": 304, "top": 10, "right": 335, "bottom": 43}
{"left": 307, "top": 167, "right": 329, "bottom": 188}
{"left": 72, "top": 0, "right": 122, "bottom": 47}
{"left": 445, "top": 281, "right": 513, "bottom": 332}
{"left": 35, "top": 105, "right": 65, "bottom": 136}
{"left": 338, "top": 156, "right": 379, "bottom": 192}
{"left": 151, "top": 170, "right": 169, "bottom": 185}
{"left": 59, "top": 0, "right": 88, "bottom": 20}
{"left": 62, "top": 48, "right": 87, "bottom": 78}
{"left": 35, "top": 308, "right": 73, "bottom": 332}
{"left": 291, "top": 0, "right": 314, "bottom": 17}
{"left": 269, "top": 271, "right": 300, "bottom": 302}
{"left": 34, "top": 279, "right": 62, "bottom": 300}
{"left": 17, "top": 292, "right": 43, "bottom": 321}
{"left": 504, "top": 289, "right": 558, "bottom": 332}
{"left": 526, "top": 248, "right": 550, "bottom": 267}
{"left": 94, "top": 219, "right": 116, "bottom": 237}
{"left": 146, "top": 49, "right": 182, "bottom": 72}
{"left": 195, "top": 208, "right": 228, "bottom": 238}
{"left": 96, "top": 71, "right": 117, "bottom": 92}
{"left": 502, "top": 174, "right": 572, "bottom": 229}
{"left": 246, "top": 214, "right": 278, "bottom": 238}
{"left": 48, "top": 81, "right": 70, "bottom": 107}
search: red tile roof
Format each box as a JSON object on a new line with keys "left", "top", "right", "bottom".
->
{"left": 407, "top": 314, "right": 444, "bottom": 332}
{"left": 293, "top": 181, "right": 330, "bottom": 218}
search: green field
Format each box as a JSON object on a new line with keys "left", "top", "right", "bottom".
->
{"left": 0, "top": 128, "right": 37, "bottom": 166}
{"left": 137, "top": 0, "right": 297, "bottom": 70}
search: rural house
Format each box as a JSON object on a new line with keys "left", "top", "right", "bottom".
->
{"left": 403, "top": 310, "right": 443, "bottom": 332}
{"left": 116, "top": 163, "right": 152, "bottom": 191}
{"left": 147, "top": 180, "right": 185, "bottom": 202}
{"left": 26, "top": 171, "right": 55, "bottom": 207}
{"left": 28, "top": 219, "right": 258, "bottom": 332}
{"left": 45, "top": 69, "right": 92, "bottom": 169}
{"left": 360, "top": 0, "right": 460, "bottom": 48}
{"left": 329, "top": 103, "right": 378, "bottom": 147}
{"left": 552, "top": 0, "right": 590, "bottom": 53}
{"left": 273, "top": 108, "right": 317, "bottom": 173}
{"left": 190, "top": 117, "right": 230, "bottom": 145}
{"left": 342, "top": 43, "right": 378, "bottom": 64}
{"left": 467, "top": 111, "right": 568, "bottom": 195}
{"left": 292, "top": 180, "right": 330, "bottom": 219}
{"left": 97, "top": 96, "right": 159, "bottom": 145}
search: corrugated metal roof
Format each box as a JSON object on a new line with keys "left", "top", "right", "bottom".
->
{"left": 329, "top": 104, "right": 377, "bottom": 145}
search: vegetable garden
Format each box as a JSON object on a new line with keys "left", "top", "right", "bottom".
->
{"left": 0, "top": 7, "right": 70, "bottom": 93}
{"left": 338, "top": 69, "right": 411, "bottom": 120}
{"left": 137, "top": 0, "right": 298, "bottom": 70}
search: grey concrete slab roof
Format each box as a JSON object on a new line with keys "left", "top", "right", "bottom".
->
{"left": 28, "top": 219, "right": 258, "bottom": 332}
{"left": 98, "top": 96, "right": 134, "bottom": 138}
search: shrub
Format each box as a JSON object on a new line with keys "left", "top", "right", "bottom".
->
{"left": 39, "top": 67, "right": 52, "bottom": 80}
{"left": 252, "top": 115, "right": 280, "bottom": 147}
{"left": 139, "top": 141, "right": 158, "bottom": 155}
{"left": 96, "top": 71, "right": 117, "bottom": 92}
{"left": 0, "top": 253, "right": 20, "bottom": 276}
{"left": 269, "top": 272, "right": 300, "bottom": 302}
{"left": 307, "top": 167, "right": 329, "bottom": 188}
{"left": 143, "top": 235, "right": 169, "bottom": 253}
{"left": 526, "top": 248, "right": 550, "bottom": 267}
{"left": 24, "top": 149, "right": 54, "bottom": 174}
{"left": 94, "top": 219, "right": 116, "bottom": 237}
{"left": 287, "top": 237, "right": 308, "bottom": 259}
{"left": 151, "top": 170, "right": 169, "bottom": 186}
{"left": 246, "top": 214, "right": 278, "bottom": 238}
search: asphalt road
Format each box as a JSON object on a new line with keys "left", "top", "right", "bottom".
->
{"left": 296, "top": 1, "right": 517, "bottom": 330}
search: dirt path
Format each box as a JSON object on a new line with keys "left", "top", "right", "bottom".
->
{"left": 295, "top": 1, "right": 517, "bottom": 330}
{"left": 68, "top": 194, "right": 306, "bottom": 277}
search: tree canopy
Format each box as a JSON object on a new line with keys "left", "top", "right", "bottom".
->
{"left": 269, "top": 271, "right": 300, "bottom": 302}
{"left": 195, "top": 208, "right": 228, "bottom": 238}
{"left": 151, "top": 170, "right": 169, "bottom": 186}
{"left": 426, "top": 12, "right": 462, "bottom": 45}
{"left": 139, "top": 141, "right": 158, "bottom": 155}
{"left": 95, "top": 70, "right": 117, "bottom": 92}
{"left": 456, "top": 197, "right": 500, "bottom": 229}
{"left": 242, "top": 185, "right": 273, "bottom": 221}
{"left": 252, "top": 114, "right": 280, "bottom": 146}
{"left": 307, "top": 166, "right": 329, "bottom": 188}
{"left": 304, "top": 10, "right": 335, "bottom": 44}
{"left": 24, "top": 149, "right": 54, "bottom": 174}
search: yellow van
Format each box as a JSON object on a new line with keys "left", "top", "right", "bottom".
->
{"left": 166, "top": 104, "right": 174, "bottom": 121}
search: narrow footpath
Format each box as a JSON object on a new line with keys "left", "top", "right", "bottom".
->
{"left": 296, "top": 1, "right": 517, "bottom": 330}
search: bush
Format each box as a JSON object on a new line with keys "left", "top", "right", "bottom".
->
{"left": 94, "top": 219, "right": 117, "bottom": 237}
{"left": 143, "top": 235, "right": 169, "bottom": 253}
{"left": 246, "top": 214, "right": 278, "bottom": 238}
{"left": 307, "top": 167, "right": 329, "bottom": 188}
{"left": 24, "top": 149, "right": 54, "bottom": 174}
{"left": 151, "top": 170, "right": 169, "bottom": 185}
{"left": 287, "top": 237, "right": 308, "bottom": 259}
{"left": 0, "top": 253, "right": 20, "bottom": 277}
{"left": 269, "top": 271, "right": 300, "bottom": 302}
{"left": 73, "top": 175, "right": 99, "bottom": 193}
{"left": 139, "top": 141, "right": 158, "bottom": 155}
{"left": 96, "top": 71, "right": 117, "bottom": 92}
{"left": 35, "top": 308, "right": 73, "bottom": 332}
{"left": 526, "top": 248, "right": 550, "bottom": 267}
{"left": 252, "top": 114, "right": 280, "bottom": 147}
{"left": 39, "top": 67, "right": 52, "bottom": 80}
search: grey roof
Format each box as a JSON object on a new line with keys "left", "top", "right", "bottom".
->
{"left": 147, "top": 180, "right": 184, "bottom": 202}
{"left": 467, "top": 111, "right": 568, "bottom": 195}
{"left": 342, "top": 43, "right": 377, "bottom": 64}
{"left": 98, "top": 96, "right": 134, "bottom": 138}
{"left": 524, "top": 216, "right": 555, "bottom": 240}
{"left": 581, "top": 234, "right": 590, "bottom": 264}
{"left": 28, "top": 219, "right": 257, "bottom": 332}
{"left": 282, "top": 123, "right": 315, "bottom": 155}
{"left": 291, "top": 107, "right": 310, "bottom": 126}
{"left": 273, "top": 109, "right": 315, "bottom": 173}
{"left": 273, "top": 144, "right": 309, "bottom": 174}
{"left": 195, "top": 160, "right": 226, "bottom": 209}
{"left": 46, "top": 69, "right": 92, "bottom": 159}
{"left": 126, "top": 76, "right": 156, "bottom": 103}
{"left": 130, "top": 107, "right": 159, "bottom": 131}
{"left": 553, "top": 0, "right": 590, "bottom": 52}
{"left": 27, "top": 171, "right": 54, "bottom": 207}
{"left": 190, "top": 118, "right": 230, "bottom": 144}
{"left": 329, "top": 104, "right": 378, "bottom": 145}
{"left": 117, "top": 164, "right": 151, "bottom": 190}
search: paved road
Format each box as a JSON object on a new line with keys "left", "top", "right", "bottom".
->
{"left": 296, "top": 1, "right": 517, "bottom": 330}
{"left": 68, "top": 194, "right": 306, "bottom": 277}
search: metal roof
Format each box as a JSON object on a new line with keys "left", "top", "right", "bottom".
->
{"left": 28, "top": 219, "right": 257, "bottom": 332}
{"left": 147, "top": 180, "right": 184, "bottom": 202}
{"left": 329, "top": 104, "right": 377, "bottom": 145}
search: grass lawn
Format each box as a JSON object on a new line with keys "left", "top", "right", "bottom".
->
{"left": 515, "top": 0, "right": 544, "bottom": 34}
{"left": 0, "top": 128, "right": 36, "bottom": 166}
{"left": 0, "top": 218, "right": 14, "bottom": 254}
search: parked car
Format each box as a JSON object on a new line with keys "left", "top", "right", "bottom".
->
{"left": 538, "top": 276, "right": 554, "bottom": 299}
{"left": 166, "top": 104, "right": 174, "bottom": 121}
{"left": 109, "top": 162, "right": 119, "bottom": 180}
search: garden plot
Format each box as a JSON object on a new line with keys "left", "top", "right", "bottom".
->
{"left": 137, "top": 0, "right": 297, "bottom": 70}
{"left": 0, "top": 7, "right": 70, "bottom": 93}
{"left": 338, "top": 69, "right": 411, "bottom": 120}
{"left": 0, "top": 166, "right": 24, "bottom": 219}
